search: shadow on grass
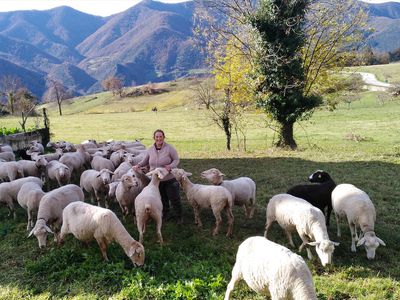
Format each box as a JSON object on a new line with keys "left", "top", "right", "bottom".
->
{"left": 0, "top": 157, "right": 399, "bottom": 298}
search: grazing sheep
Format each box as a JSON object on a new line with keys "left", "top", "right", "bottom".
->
{"left": 91, "top": 156, "right": 115, "bottom": 172}
{"left": 224, "top": 236, "right": 317, "bottom": 300}
{"left": 171, "top": 168, "right": 234, "bottom": 236}
{"left": 331, "top": 183, "right": 385, "bottom": 259}
{"left": 59, "top": 202, "right": 145, "bottom": 265}
{"left": 287, "top": 170, "right": 336, "bottom": 227}
{"left": 0, "top": 176, "right": 43, "bottom": 219}
{"left": 201, "top": 168, "right": 256, "bottom": 218}
{"left": 45, "top": 160, "right": 71, "bottom": 188}
{"left": 28, "top": 184, "right": 84, "bottom": 248}
{"left": 0, "top": 151, "right": 15, "bottom": 162}
{"left": 17, "top": 182, "right": 46, "bottom": 230}
{"left": 135, "top": 168, "right": 168, "bottom": 244}
{"left": 0, "top": 161, "right": 24, "bottom": 182}
{"left": 80, "top": 169, "right": 114, "bottom": 207}
{"left": 115, "top": 174, "right": 140, "bottom": 217}
{"left": 264, "top": 194, "right": 339, "bottom": 266}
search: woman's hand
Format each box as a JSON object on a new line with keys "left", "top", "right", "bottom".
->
{"left": 165, "top": 165, "right": 171, "bottom": 172}
{"left": 132, "top": 165, "right": 140, "bottom": 171}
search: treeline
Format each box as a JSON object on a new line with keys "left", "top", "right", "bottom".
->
{"left": 356, "top": 47, "right": 400, "bottom": 66}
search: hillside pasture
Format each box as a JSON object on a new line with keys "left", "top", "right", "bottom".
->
{"left": 0, "top": 79, "right": 400, "bottom": 299}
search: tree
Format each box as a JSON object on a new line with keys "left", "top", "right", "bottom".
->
{"left": 102, "top": 76, "right": 124, "bottom": 97}
{"left": 15, "top": 88, "right": 38, "bottom": 132}
{"left": 195, "top": 0, "right": 368, "bottom": 149}
{"left": 0, "top": 75, "right": 22, "bottom": 114}
{"left": 43, "top": 77, "right": 71, "bottom": 116}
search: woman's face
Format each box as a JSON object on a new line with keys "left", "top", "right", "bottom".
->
{"left": 154, "top": 131, "right": 165, "bottom": 146}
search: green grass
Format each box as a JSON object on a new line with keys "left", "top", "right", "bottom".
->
{"left": 1, "top": 76, "right": 400, "bottom": 299}
{"left": 352, "top": 61, "right": 400, "bottom": 83}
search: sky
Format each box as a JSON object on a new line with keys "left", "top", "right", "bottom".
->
{"left": 0, "top": 0, "right": 398, "bottom": 17}
{"left": 0, "top": 0, "right": 190, "bottom": 17}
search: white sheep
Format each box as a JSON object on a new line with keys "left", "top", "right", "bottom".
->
{"left": 171, "top": 168, "right": 234, "bottom": 236}
{"left": 264, "top": 194, "right": 339, "bottom": 266}
{"left": 134, "top": 167, "right": 169, "bottom": 244}
{"left": 80, "top": 169, "right": 114, "bottom": 207}
{"left": 45, "top": 160, "right": 71, "bottom": 188}
{"left": 27, "top": 150, "right": 61, "bottom": 162}
{"left": 17, "top": 182, "right": 46, "bottom": 230}
{"left": 201, "top": 168, "right": 256, "bottom": 218}
{"left": 29, "top": 140, "right": 44, "bottom": 154}
{"left": 17, "top": 157, "right": 48, "bottom": 180}
{"left": 59, "top": 145, "right": 90, "bottom": 178}
{"left": 91, "top": 156, "right": 115, "bottom": 172}
{"left": 28, "top": 184, "right": 84, "bottom": 248}
{"left": 331, "top": 183, "right": 385, "bottom": 259}
{"left": 0, "top": 151, "right": 15, "bottom": 161}
{"left": 115, "top": 174, "right": 140, "bottom": 217}
{"left": 0, "top": 161, "right": 24, "bottom": 182}
{"left": 58, "top": 202, "right": 145, "bottom": 266}
{"left": 224, "top": 236, "right": 317, "bottom": 300}
{"left": 108, "top": 181, "right": 120, "bottom": 203}
{"left": 0, "top": 144, "right": 13, "bottom": 152}
{"left": 112, "top": 161, "right": 133, "bottom": 182}
{"left": 0, "top": 176, "right": 43, "bottom": 219}
{"left": 110, "top": 149, "right": 127, "bottom": 168}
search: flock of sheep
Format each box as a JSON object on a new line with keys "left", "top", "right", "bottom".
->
{"left": 0, "top": 139, "right": 386, "bottom": 299}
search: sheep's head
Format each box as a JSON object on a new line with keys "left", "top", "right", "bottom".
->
{"left": 97, "top": 169, "right": 114, "bottom": 185}
{"left": 128, "top": 241, "right": 145, "bottom": 267}
{"left": 28, "top": 219, "right": 53, "bottom": 248}
{"left": 57, "top": 166, "right": 71, "bottom": 182}
{"left": 35, "top": 156, "right": 48, "bottom": 168}
{"left": 357, "top": 231, "right": 385, "bottom": 260}
{"left": 200, "top": 168, "right": 224, "bottom": 185}
{"left": 308, "top": 239, "right": 339, "bottom": 266}
{"left": 121, "top": 174, "right": 139, "bottom": 189}
{"left": 308, "top": 170, "right": 332, "bottom": 183}
{"left": 146, "top": 167, "right": 169, "bottom": 180}
{"left": 171, "top": 168, "right": 192, "bottom": 182}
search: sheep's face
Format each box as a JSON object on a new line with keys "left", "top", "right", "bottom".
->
{"left": 128, "top": 242, "right": 145, "bottom": 266}
{"left": 311, "top": 240, "right": 338, "bottom": 266}
{"left": 98, "top": 169, "right": 113, "bottom": 185}
{"left": 147, "top": 168, "right": 169, "bottom": 180}
{"left": 121, "top": 174, "right": 139, "bottom": 189}
{"left": 171, "top": 168, "right": 192, "bottom": 182}
{"left": 308, "top": 170, "right": 330, "bottom": 183}
{"left": 57, "top": 166, "right": 71, "bottom": 182}
{"left": 200, "top": 168, "right": 224, "bottom": 185}
{"left": 28, "top": 221, "right": 53, "bottom": 248}
{"left": 357, "top": 232, "right": 385, "bottom": 260}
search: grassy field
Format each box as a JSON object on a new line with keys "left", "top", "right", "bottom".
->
{"left": 355, "top": 62, "right": 400, "bottom": 84}
{"left": 1, "top": 75, "right": 400, "bottom": 299}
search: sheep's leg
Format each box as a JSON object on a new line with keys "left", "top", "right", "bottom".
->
{"left": 137, "top": 217, "right": 146, "bottom": 244}
{"left": 211, "top": 206, "right": 222, "bottom": 236}
{"left": 96, "top": 238, "right": 109, "bottom": 261}
{"left": 285, "top": 229, "right": 295, "bottom": 248}
{"left": 247, "top": 204, "right": 255, "bottom": 219}
{"left": 298, "top": 234, "right": 311, "bottom": 259}
{"left": 224, "top": 263, "right": 242, "bottom": 300}
{"left": 264, "top": 217, "right": 274, "bottom": 238}
{"left": 155, "top": 215, "right": 164, "bottom": 245}
{"left": 7, "top": 201, "right": 15, "bottom": 219}
{"left": 27, "top": 209, "right": 33, "bottom": 231}
{"left": 335, "top": 213, "right": 341, "bottom": 237}
{"left": 349, "top": 220, "right": 357, "bottom": 252}
{"left": 94, "top": 190, "right": 102, "bottom": 207}
{"left": 193, "top": 204, "right": 202, "bottom": 227}
{"left": 225, "top": 206, "right": 234, "bottom": 237}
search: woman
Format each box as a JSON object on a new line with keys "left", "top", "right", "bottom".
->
{"left": 133, "top": 129, "right": 182, "bottom": 223}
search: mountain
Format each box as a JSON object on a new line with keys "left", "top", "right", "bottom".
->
{"left": 0, "top": 0, "right": 399, "bottom": 100}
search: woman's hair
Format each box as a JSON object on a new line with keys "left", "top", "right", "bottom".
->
{"left": 153, "top": 129, "right": 165, "bottom": 139}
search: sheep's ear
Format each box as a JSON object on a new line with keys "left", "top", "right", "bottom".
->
{"left": 128, "top": 246, "right": 135, "bottom": 257}
{"left": 332, "top": 241, "right": 340, "bottom": 246}
{"left": 108, "top": 170, "right": 114, "bottom": 175}
{"left": 377, "top": 237, "right": 386, "bottom": 246}
{"left": 45, "top": 225, "right": 54, "bottom": 234}
{"left": 96, "top": 174, "right": 101, "bottom": 177}
{"left": 308, "top": 241, "right": 320, "bottom": 246}
{"left": 357, "top": 237, "right": 366, "bottom": 247}
{"left": 28, "top": 228, "right": 35, "bottom": 238}
{"left": 185, "top": 172, "right": 192, "bottom": 177}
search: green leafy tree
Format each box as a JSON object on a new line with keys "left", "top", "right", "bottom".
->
{"left": 251, "top": 0, "right": 321, "bottom": 149}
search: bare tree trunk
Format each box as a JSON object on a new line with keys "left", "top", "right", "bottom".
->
{"left": 57, "top": 100, "right": 62, "bottom": 116}
{"left": 222, "top": 116, "right": 231, "bottom": 150}
{"left": 276, "top": 121, "right": 297, "bottom": 150}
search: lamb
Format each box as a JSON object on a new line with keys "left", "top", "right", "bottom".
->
{"left": 224, "top": 236, "right": 317, "bottom": 300}
{"left": 287, "top": 170, "right": 336, "bottom": 227}
{"left": 201, "top": 168, "right": 256, "bottom": 218}
{"left": 115, "top": 174, "right": 140, "bottom": 217}
{"left": 45, "top": 160, "right": 71, "bottom": 188}
{"left": 0, "top": 176, "right": 43, "bottom": 219}
{"left": 91, "top": 156, "right": 115, "bottom": 172}
{"left": 28, "top": 184, "right": 84, "bottom": 248}
{"left": 58, "top": 202, "right": 145, "bottom": 265}
{"left": 17, "top": 182, "right": 46, "bottom": 230}
{"left": 0, "top": 161, "right": 24, "bottom": 182}
{"left": 331, "top": 183, "right": 385, "bottom": 259}
{"left": 171, "top": 168, "right": 234, "bottom": 236}
{"left": 80, "top": 169, "right": 114, "bottom": 207}
{"left": 134, "top": 168, "right": 169, "bottom": 244}
{"left": 264, "top": 194, "right": 339, "bottom": 266}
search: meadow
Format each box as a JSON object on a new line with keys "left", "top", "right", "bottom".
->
{"left": 0, "top": 73, "right": 400, "bottom": 299}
